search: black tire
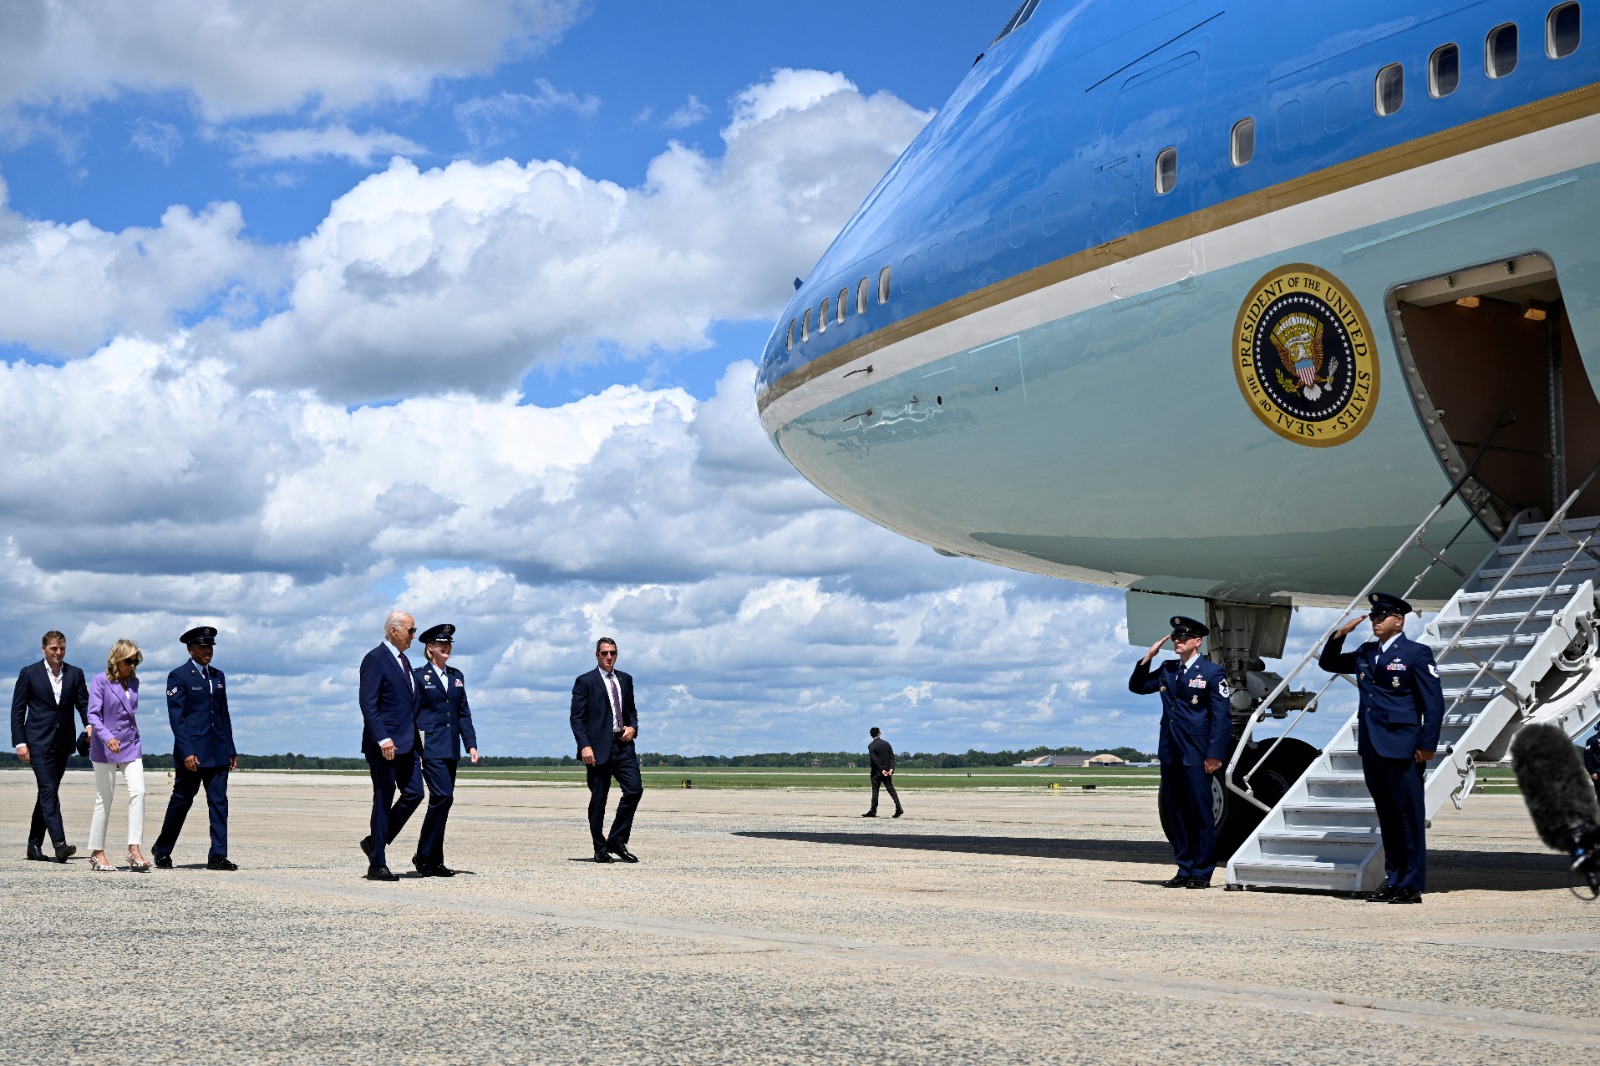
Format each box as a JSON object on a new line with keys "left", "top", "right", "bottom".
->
{"left": 1212, "top": 737, "right": 1320, "bottom": 861}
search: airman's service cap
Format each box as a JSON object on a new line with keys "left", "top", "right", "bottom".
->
{"left": 1170, "top": 615, "right": 1208, "bottom": 639}
{"left": 419, "top": 623, "right": 455, "bottom": 645}
{"left": 180, "top": 626, "right": 217, "bottom": 647}
{"left": 1368, "top": 592, "right": 1413, "bottom": 618}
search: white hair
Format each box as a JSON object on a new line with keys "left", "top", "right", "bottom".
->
{"left": 384, "top": 609, "right": 411, "bottom": 635}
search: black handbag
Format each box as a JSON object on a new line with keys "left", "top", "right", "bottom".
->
{"left": 75, "top": 730, "right": 90, "bottom": 758}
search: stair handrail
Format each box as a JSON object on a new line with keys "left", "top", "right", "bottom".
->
{"left": 1223, "top": 417, "right": 1515, "bottom": 812}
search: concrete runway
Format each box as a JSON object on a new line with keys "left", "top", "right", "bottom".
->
{"left": 3, "top": 769, "right": 1598, "bottom": 1064}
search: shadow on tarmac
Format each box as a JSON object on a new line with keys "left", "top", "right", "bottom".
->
{"left": 734, "top": 831, "right": 1578, "bottom": 893}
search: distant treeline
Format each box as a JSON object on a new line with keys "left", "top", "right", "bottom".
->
{"left": 0, "top": 744, "right": 1154, "bottom": 771}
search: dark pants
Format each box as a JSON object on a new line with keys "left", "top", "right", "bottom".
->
{"left": 869, "top": 772, "right": 901, "bottom": 813}
{"left": 365, "top": 749, "right": 423, "bottom": 868}
{"left": 585, "top": 742, "right": 642, "bottom": 851}
{"left": 154, "top": 764, "right": 230, "bottom": 860}
{"left": 1363, "top": 752, "right": 1427, "bottom": 892}
{"left": 27, "top": 744, "right": 72, "bottom": 847}
{"left": 1159, "top": 761, "right": 1217, "bottom": 879}
{"left": 417, "top": 757, "right": 458, "bottom": 865}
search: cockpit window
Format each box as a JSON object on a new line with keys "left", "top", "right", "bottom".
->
{"left": 1487, "top": 22, "right": 1519, "bottom": 77}
{"left": 878, "top": 266, "right": 892, "bottom": 305}
{"left": 991, "top": 0, "right": 1041, "bottom": 45}
{"left": 857, "top": 277, "right": 870, "bottom": 315}
{"left": 1231, "top": 118, "right": 1255, "bottom": 166}
{"left": 818, "top": 297, "right": 829, "bottom": 333}
{"left": 801, "top": 307, "right": 811, "bottom": 342}
{"left": 837, "top": 288, "right": 848, "bottom": 324}
{"left": 1154, "top": 147, "right": 1177, "bottom": 194}
{"left": 1548, "top": 3, "right": 1581, "bottom": 58}
{"left": 785, "top": 319, "right": 795, "bottom": 352}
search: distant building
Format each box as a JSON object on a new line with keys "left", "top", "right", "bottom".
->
{"left": 1017, "top": 753, "right": 1128, "bottom": 768}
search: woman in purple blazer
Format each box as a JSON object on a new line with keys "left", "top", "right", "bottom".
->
{"left": 86, "top": 640, "right": 149, "bottom": 872}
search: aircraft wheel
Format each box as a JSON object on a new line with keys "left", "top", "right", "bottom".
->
{"left": 1212, "top": 738, "right": 1320, "bottom": 861}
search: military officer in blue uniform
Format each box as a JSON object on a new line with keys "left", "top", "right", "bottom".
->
{"left": 152, "top": 626, "right": 238, "bottom": 871}
{"left": 1583, "top": 723, "right": 1600, "bottom": 804}
{"left": 1318, "top": 591, "right": 1444, "bottom": 904}
{"left": 1129, "top": 616, "right": 1232, "bottom": 888}
{"left": 411, "top": 624, "right": 478, "bottom": 877}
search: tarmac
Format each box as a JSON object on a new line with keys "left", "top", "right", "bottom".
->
{"left": 3, "top": 769, "right": 1598, "bottom": 1064}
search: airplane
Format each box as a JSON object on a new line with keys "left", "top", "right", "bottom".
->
{"left": 754, "top": 0, "right": 1600, "bottom": 870}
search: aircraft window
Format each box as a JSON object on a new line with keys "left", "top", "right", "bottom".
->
{"left": 1375, "top": 63, "right": 1404, "bottom": 115}
{"left": 786, "top": 319, "right": 794, "bottom": 352}
{"left": 1487, "top": 22, "right": 1519, "bottom": 77}
{"left": 836, "top": 289, "right": 848, "bottom": 323}
{"left": 1548, "top": 3, "right": 1581, "bottom": 57}
{"left": 1429, "top": 44, "right": 1461, "bottom": 96}
{"left": 801, "top": 307, "right": 811, "bottom": 342}
{"left": 1154, "top": 147, "right": 1177, "bottom": 194}
{"left": 1231, "top": 118, "right": 1255, "bottom": 166}
{"left": 857, "top": 277, "right": 870, "bottom": 314}
{"left": 818, "top": 298, "right": 829, "bottom": 333}
{"left": 878, "top": 265, "right": 892, "bottom": 305}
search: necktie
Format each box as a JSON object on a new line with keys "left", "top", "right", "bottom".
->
{"left": 606, "top": 673, "right": 622, "bottom": 731}
{"left": 202, "top": 665, "right": 211, "bottom": 694}
{"left": 400, "top": 651, "right": 413, "bottom": 691}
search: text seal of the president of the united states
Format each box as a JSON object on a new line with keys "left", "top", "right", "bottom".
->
{"left": 1233, "top": 263, "right": 1378, "bottom": 447}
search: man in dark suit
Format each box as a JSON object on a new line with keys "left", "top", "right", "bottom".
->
{"left": 1129, "top": 615, "right": 1232, "bottom": 889}
{"left": 1585, "top": 723, "right": 1600, "bottom": 804}
{"left": 152, "top": 626, "right": 238, "bottom": 871}
{"left": 1319, "top": 591, "right": 1444, "bottom": 904}
{"left": 863, "top": 727, "right": 904, "bottom": 817}
{"left": 357, "top": 609, "right": 424, "bottom": 881}
{"left": 411, "top": 623, "right": 478, "bottom": 877}
{"left": 570, "top": 637, "right": 642, "bottom": 863}
{"left": 10, "top": 630, "right": 89, "bottom": 862}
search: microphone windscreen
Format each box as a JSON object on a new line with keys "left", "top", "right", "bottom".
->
{"left": 1511, "top": 724, "right": 1600, "bottom": 851}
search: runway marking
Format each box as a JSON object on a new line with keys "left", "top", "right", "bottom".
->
{"left": 233, "top": 870, "right": 1600, "bottom": 1047}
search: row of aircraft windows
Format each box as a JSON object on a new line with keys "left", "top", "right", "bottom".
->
{"left": 785, "top": 266, "right": 893, "bottom": 351}
{"left": 1155, "top": 3, "right": 1582, "bottom": 195}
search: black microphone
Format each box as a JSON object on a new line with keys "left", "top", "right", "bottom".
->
{"left": 1510, "top": 723, "right": 1600, "bottom": 897}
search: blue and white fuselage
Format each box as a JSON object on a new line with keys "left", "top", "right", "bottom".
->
{"left": 756, "top": 0, "right": 1600, "bottom": 609}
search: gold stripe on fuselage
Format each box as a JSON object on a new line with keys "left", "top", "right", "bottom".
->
{"left": 758, "top": 81, "right": 1600, "bottom": 417}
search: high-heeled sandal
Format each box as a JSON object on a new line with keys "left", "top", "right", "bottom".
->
{"left": 89, "top": 855, "right": 116, "bottom": 872}
{"left": 126, "top": 851, "right": 151, "bottom": 872}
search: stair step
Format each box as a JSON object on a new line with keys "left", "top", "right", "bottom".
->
{"left": 1514, "top": 514, "right": 1600, "bottom": 537}
{"left": 1230, "top": 859, "right": 1363, "bottom": 890}
{"left": 1457, "top": 584, "right": 1584, "bottom": 605}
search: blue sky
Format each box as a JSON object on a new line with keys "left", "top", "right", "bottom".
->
{"left": 0, "top": 1, "right": 1347, "bottom": 759}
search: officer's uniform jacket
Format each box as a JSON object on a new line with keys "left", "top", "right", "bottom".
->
{"left": 413, "top": 662, "right": 476, "bottom": 761}
{"left": 1584, "top": 732, "right": 1600, "bottom": 779}
{"left": 1319, "top": 631, "right": 1444, "bottom": 760}
{"left": 1128, "top": 655, "right": 1231, "bottom": 766}
{"left": 166, "top": 660, "right": 236, "bottom": 767}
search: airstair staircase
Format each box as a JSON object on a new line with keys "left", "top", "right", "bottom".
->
{"left": 1225, "top": 503, "right": 1600, "bottom": 894}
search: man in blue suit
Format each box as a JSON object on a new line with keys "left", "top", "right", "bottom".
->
{"left": 411, "top": 623, "right": 478, "bottom": 877}
{"left": 357, "top": 609, "right": 423, "bottom": 881}
{"left": 153, "top": 626, "right": 238, "bottom": 871}
{"left": 570, "top": 637, "right": 642, "bottom": 863}
{"left": 1319, "top": 591, "right": 1444, "bottom": 904}
{"left": 10, "top": 630, "right": 89, "bottom": 863}
{"left": 1129, "top": 615, "right": 1232, "bottom": 888}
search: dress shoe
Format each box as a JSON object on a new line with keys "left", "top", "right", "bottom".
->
{"left": 366, "top": 864, "right": 399, "bottom": 881}
{"left": 594, "top": 849, "right": 614, "bottom": 863}
{"left": 207, "top": 856, "right": 238, "bottom": 871}
{"left": 25, "top": 842, "right": 46, "bottom": 862}
{"left": 153, "top": 853, "right": 173, "bottom": 869}
{"left": 862, "top": 812, "right": 877, "bottom": 818}
{"left": 607, "top": 845, "right": 640, "bottom": 863}
{"left": 430, "top": 863, "right": 456, "bottom": 877}
{"left": 359, "top": 836, "right": 373, "bottom": 858}
{"left": 1387, "top": 888, "right": 1423, "bottom": 904}
{"left": 1365, "top": 884, "right": 1399, "bottom": 902}
{"left": 892, "top": 809, "right": 904, "bottom": 818}
{"left": 53, "top": 842, "right": 76, "bottom": 863}
{"left": 1161, "top": 874, "right": 1189, "bottom": 888}
{"left": 1184, "top": 877, "right": 1211, "bottom": 889}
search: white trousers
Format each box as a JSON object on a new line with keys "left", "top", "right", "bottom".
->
{"left": 89, "top": 758, "right": 145, "bottom": 850}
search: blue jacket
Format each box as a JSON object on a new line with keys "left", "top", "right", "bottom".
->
{"left": 414, "top": 662, "right": 476, "bottom": 760}
{"left": 1584, "top": 732, "right": 1600, "bottom": 779}
{"left": 1129, "top": 655, "right": 1231, "bottom": 766}
{"left": 166, "top": 659, "right": 236, "bottom": 767}
{"left": 358, "top": 643, "right": 419, "bottom": 756}
{"left": 570, "top": 668, "right": 637, "bottom": 765}
{"left": 1319, "top": 631, "right": 1445, "bottom": 760}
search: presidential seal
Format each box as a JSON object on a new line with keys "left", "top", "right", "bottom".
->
{"left": 1234, "top": 264, "right": 1378, "bottom": 447}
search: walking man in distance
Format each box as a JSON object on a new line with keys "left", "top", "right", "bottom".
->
{"left": 357, "top": 610, "right": 424, "bottom": 881}
{"left": 864, "top": 727, "right": 904, "bottom": 818}
{"left": 11, "top": 631, "right": 89, "bottom": 862}
{"left": 152, "top": 626, "right": 238, "bottom": 871}
{"left": 570, "top": 637, "right": 642, "bottom": 863}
